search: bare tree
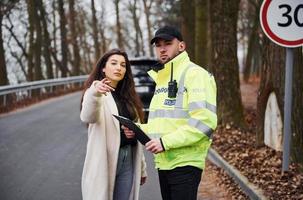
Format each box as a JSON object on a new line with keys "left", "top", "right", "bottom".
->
{"left": 0, "top": 1, "right": 15, "bottom": 86}
{"left": 242, "top": 0, "right": 262, "bottom": 82}
{"left": 91, "top": 0, "right": 100, "bottom": 62}
{"left": 0, "top": 0, "right": 18, "bottom": 106}
{"left": 128, "top": 0, "right": 145, "bottom": 57}
{"left": 58, "top": 0, "right": 69, "bottom": 77}
{"left": 39, "top": 0, "right": 54, "bottom": 79}
{"left": 77, "top": 7, "right": 92, "bottom": 73}
{"left": 114, "top": 0, "right": 124, "bottom": 50}
{"left": 32, "top": 0, "right": 43, "bottom": 81}
{"left": 51, "top": 0, "right": 59, "bottom": 78}
{"left": 142, "top": 0, "right": 154, "bottom": 57}
{"left": 5, "top": 15, "right": 28, "bottom": 77}
{"left": 98, "top": 2, "right": 107, "bottom": 55}
{"left": 0, "top": 17, "right": 7, "bottom": 85}
{"left": 26, "top": 0, "right": 35, "bottom": 81}
{"left": 68, "top": 0, "right": 81, "bottom": 76}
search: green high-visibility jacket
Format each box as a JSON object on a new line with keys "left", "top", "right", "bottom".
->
{"left": 141, "top": 51, "right": 217, "bottom": 170}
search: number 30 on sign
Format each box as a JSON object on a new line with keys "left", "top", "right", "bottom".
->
{"left": 260, "top": 0, "right": 303, "bottom": 47}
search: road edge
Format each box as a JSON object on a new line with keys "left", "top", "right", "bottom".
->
{"left": 207, "top": 148, "right": 268, "bottom": 200}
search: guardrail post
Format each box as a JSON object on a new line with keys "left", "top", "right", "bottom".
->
{"left": 3, "top": 95, "right": 6, "bottom": 106}
{"left": 16, "top": 91, "right": 19, "bottom": 101}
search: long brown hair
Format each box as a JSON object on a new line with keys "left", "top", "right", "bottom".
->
{"left": 80, "top": 49, "right": 144, "bottom": 122}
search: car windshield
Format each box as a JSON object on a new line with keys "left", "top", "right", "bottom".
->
{"left": 130, "top": 58, "right": 157, "bottom": 111}
{"left": 130, "top": 59, "right": 157, "bottom": 85}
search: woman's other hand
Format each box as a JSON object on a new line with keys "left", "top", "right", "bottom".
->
{"left": 121, "top": 125, "right": 135, "bottom": 138}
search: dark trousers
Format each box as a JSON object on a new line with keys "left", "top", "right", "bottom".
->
{"left": 158, "top": 166, "right": 202, "bottom": 200}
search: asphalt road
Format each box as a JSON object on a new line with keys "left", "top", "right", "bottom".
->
{"left": 0, "top": 92, "right": 161, "bottom": 200}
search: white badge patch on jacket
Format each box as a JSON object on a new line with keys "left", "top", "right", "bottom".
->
{"left": 164, "top": 99, "right": 176, "bottom": 106}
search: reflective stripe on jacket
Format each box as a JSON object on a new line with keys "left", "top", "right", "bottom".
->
{"left": 142, "top": 51, "right": 217, "bottom": 170}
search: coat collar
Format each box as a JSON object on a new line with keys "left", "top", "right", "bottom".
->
{"left": 148, "top": 51, "right": 190, "bottom": 82}
{"left": 163, "top": 51, "right": 189, "bottom": 70}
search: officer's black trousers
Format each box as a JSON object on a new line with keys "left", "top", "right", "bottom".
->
{"left": 158, "top": 166, "right": 202, "bottom": 200}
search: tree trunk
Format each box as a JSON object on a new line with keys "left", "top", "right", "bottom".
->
{"left": 99, "top": 26, "right": 107, "bottom": 56}
{"left": 129, "top": 0, "right": 139, "bottom": 56}
{"left": 138, "top": 23, "right": 145, "bottom": 56}
{"left": 26, "top": 0, "right": 35, "bottom": 81}
{"left": 209, "top": 0, "right": 245, "bottom": 127}
{"left": 256, "top": 39, "right": 285, "bottom": 146}
{"left": 39, "top": 0, "right": 54, "bottom": 79}
{"left": 135, "top": 2, "right": 145, "bottom": 56}
{"left": 180, "top": 0, "right": 195, "bottom": 58}
{"left": 0, "top": 14, "right": 8, "bottom": 86}
{"left": 0, "top": 2, "right": 15, "bottom": 105}
{"left": 91, "top": 0, "right": 100, "bottom": 62}
{"left": 292, "top": 47, "right": 303, "bottom": 168}
{"left": 142, "top": 0, "right": 154, "bottom": 57}
{"left": 69, "top": 0, "right": 81, "bottom": 76}
{"left": 98, "top": 3, "right": 107, "bottom": 55}
{"left": 52, "top": 1, "right": 59, "bottom": 78}
{"left": 99, "top": 28, "right": 107, "bottom": 56}
{"left": 243, "top": 1, "right": 260, "bottom": 82}
{"left": 78, "top": 10, "right": 92, "bottom": 73}
{"left": 194, "top": 0, "right": 208, "bottom": 68}
{"left": 58, "top": 0, "right": 69, "bottom": 77}
{"left": 129, "top": 0, "right": 143, "bottom": 57}
{"left": 114, "top": 0, "right": 123, "bottom": 50}
{"left": 32, "top": 0, "right": 43, "bottom": 81}
{"left": 207, "top": 0, "right": 212, "bottom": 69}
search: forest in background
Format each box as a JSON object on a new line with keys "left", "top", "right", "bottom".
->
{"left": 0, "top": 0, "right": 302, "bottom": 168}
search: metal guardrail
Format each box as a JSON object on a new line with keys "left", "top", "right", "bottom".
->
{"left": 0, "top": 75, "right": 88, "bottom": 106}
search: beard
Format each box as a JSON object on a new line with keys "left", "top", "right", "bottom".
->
{"left": 160, "top": 51, "right": 183, "bottom": 64}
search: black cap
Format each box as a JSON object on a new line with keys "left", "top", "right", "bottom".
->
{"left": 150, "top": 26, "right": 183, "bottom": 45}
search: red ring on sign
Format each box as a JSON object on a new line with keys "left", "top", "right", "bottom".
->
{"left": 261, "top": 0, "right": 303, "bottom": 47}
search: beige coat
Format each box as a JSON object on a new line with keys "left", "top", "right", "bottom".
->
{"left": 80, "top": 83, "right": 147, "bottom": 200}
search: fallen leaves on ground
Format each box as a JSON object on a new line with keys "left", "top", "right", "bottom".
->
{"left": 211, "top": 109, "right": 303, "bottom": 200}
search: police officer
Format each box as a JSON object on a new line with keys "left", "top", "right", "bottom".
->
{"left": 125, "top": 26, "right": 217, "bottom": 200}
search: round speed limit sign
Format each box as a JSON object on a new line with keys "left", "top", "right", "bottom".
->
{"left": 260, "top": 0, "right": 303, "bottom": 47}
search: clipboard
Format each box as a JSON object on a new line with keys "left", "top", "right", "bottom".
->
{"left": 113, "top": 114, "right": 151, "bottom": 145}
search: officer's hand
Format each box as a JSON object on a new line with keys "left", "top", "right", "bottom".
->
{"left": 121, "top": 125, "right": 135, "bottom": 138}
{"left": 145, "top": 139, "right": 164, "bottom": 154}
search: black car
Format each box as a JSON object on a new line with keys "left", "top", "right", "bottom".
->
{"left": 129, "top": 57, "right": 158, "bottom": 113}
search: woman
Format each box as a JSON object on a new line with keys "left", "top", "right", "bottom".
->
{"left": 80, "top": 49, "right": 147, "bottom": 200}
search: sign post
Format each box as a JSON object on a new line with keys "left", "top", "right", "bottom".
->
{"left": 260, "top": 0, "right": 303, "bottom": 172}
{"left": 282, "top": 48, "right": 293, "bottom": 172}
